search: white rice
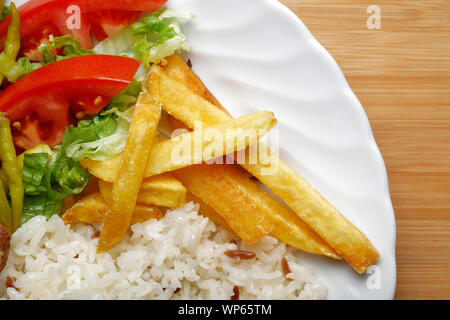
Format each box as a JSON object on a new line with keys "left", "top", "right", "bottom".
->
{"left": 0, "top": 202, "right": 327, "bottom": 300}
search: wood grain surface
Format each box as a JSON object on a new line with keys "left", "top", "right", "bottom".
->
{"left": 279, "top": 0, "right": 450, "bottom": 299}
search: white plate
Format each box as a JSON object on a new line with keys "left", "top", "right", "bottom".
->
{"left": 167, "top": 0, "right": 397, "bottom": 299}
{"left": 9, "top": 0, "right": 396, "bottom": 299}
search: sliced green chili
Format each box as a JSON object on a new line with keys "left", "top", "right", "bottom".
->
{"left": 0, "top": 2, "right": 20, "bottom": 86}
{"left": 0, "top": 175, "right": 11, "bottom": 233}
{"left": 0, "top": 167, "right": 8, "bottom": 193}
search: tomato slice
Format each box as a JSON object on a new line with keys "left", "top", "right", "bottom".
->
{"left": 0, "top": 0, "right": 167, "bottom": 59}
{"left": 0, "top": 55, "right": 141, "bottom": 151}
{"left": 89, "top": 10, "right": 142, "bottom": 43}
{"left": 21, "top": 22, "right": 59, "bottom": 61}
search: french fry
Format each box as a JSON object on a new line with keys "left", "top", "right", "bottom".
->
{"left": 186, "top": 192, "right": 235, "bottom": 234}
{"left": 97, "top": 93, "right": 161, "bottom": 253}
{"left": 174, "top": 165, "right": 273, "bottom": 245}
{"left": 131, "top": 204, "right": 164, "bottom": 224}
{"left": 62, "top": 193, "right": 163, "bottom": 225}
{"left": 162, "top": 55, "right": 230, "bottom": 114}
{"left": 80, "top": 156, "right": 121, "bottom": 183}
{"left": 144, "top": 111, "right": 276, "bottom": 176}
{"left": 99, "top": 175, "right": 186, "bottom": 208}
{"left": 81, "top": 111, "right": 277, "bottom": 180}
{"left": 140, "top": 174, "right": 186, "bottom": 208}
{"left": 150, "top": 59, "right": 378, "bottom": 273}
{"left": 98, "top": 181, "right": 164, "bottom": 223}
{"left": 169, "top": 114, "right": 339, "bottom": 258}
{"left": 175, "top": 164, "right": 339, "bottom": 258}
{"left": 149, "top": 65, "right": 227, "bottom": 129}
{"left": 97, "top": 180, "right": 114, "bottom": 203}
{"left": 63, "top": 193, "right": 109, "bottom": 224}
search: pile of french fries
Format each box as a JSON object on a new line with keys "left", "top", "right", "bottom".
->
{"left": 63, "top": 55, "right": 379, "bottom": 273}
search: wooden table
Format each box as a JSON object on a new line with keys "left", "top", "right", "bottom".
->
{"left": 280, "top": 0, "right": 450, "bottom": 299}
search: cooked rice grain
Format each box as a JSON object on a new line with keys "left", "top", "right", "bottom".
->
{"left": 0, "top": 202, "right": 326, "bottom": 300}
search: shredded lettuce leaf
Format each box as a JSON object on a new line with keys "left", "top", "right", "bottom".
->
{"left": 22, "top": 195, "right": 61, "bottom": 223}
{"left": 64, "top": 114, "right": 119, "bottom": 161}
{"left": 21, "top": 153, "right": 48, "bottom": 195}
{"left": 65, "top": 80, "right": 142, "bottom": 161}
{"left": 20, "top": 150, "right": 66, "bottom": 224}
{"left": 20, "top": 79, "right": 143, "bottom": 223}
{"left": 0, "top": 35, "right": 91, "bottom": 82}
{"left": 17, "top": 57, "right": 44, "bottom": 75}
{"left": 16, "top": 9, "right": 180, "bottom": 221}
{"left": 93, "top": 27, "right": 134, "bottom": 56}
{"left": 21, "top": 154, "right": 90, "bottom": 225}
{"left": 131, "top": 10, "right": 192, "bottom": 67}
{"left": 94, "top": 8, "right": 193, "bottom": 67}
{"left": 21, "top": 133, "right": 91, "bottom": 224}
{"left": 108, "top": 78, "right": 143, "bottom": 109}
{"left": 40, "top": 34, "right": 94, "bottom": 64}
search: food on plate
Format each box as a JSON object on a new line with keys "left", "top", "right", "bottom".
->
{"left": 165, "top": 64, "right": 340, "bottom": 259}
{"left": 0, "top": 0, "right": 167, "bottom": 57}
{"left": 1, "top": 204, "right": 327, "bottom": 299}
{"left": 149, "top": 61, "right": 379, "bottom": 273}
{"left": 80, "top": 110, "right": 277, "bottom": 180}
{"left": 174, "top": 164, "right": 340, "bottom": 258}
{"left": 0, "top": 55, "right": 141, "bottom": 150}
{"left": 0, "top": 0, "right": 379, "bottom": 300}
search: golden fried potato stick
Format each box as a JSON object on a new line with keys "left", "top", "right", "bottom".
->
{"left": 145, "top": 110, "right": 276, "bottom": 176}
{"left": 185, "top": 192, "right": 236, "bottom": 234}
{"left": 175, "top": 165, "right": 273, "bottom": 245}
{"left": 98, "top": 181, "right": 165, "bottom": 223}
{"left": 62, "top": 193, "right": 163, "bottom": 225}
{"left": 81, "top": 111, "right": 277, "bottom": 180}
{"left": 80, "top": 156, "right": 121, "bottom": 183}
{"left": 98, "top": 174, "right": 186, "bottom": 208}
{"left": 150, "top": 58, "right": 378, "bottom": 273}
{"left": 131, "top": 205, "right": 164, "bottom": 224}
{"left": 63, "top": 193, "right": 108, "bottom": 224}
{"left": 140, "top": 174, "right": 186, "bottom": 208}
{"left": 97, "top": 93, "right": 161, "bottom": 253}
{"left": 176, "top": 164, "right": 339, "bottom": 258}
{"left": 170, "top": 115, "right": 339, "bottom": 258}
{"left": 162, "top": 55, "right": 230, "bottom": 114}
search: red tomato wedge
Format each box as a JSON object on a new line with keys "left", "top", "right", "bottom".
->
{"left": 0, "top": 0, "right": 167, "bottom": 59}
{"left": 89, "top": 10, "right": 142, "bottom": 43}
{"left": 0, "top": 55, "right": 141, "bottom": 151}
